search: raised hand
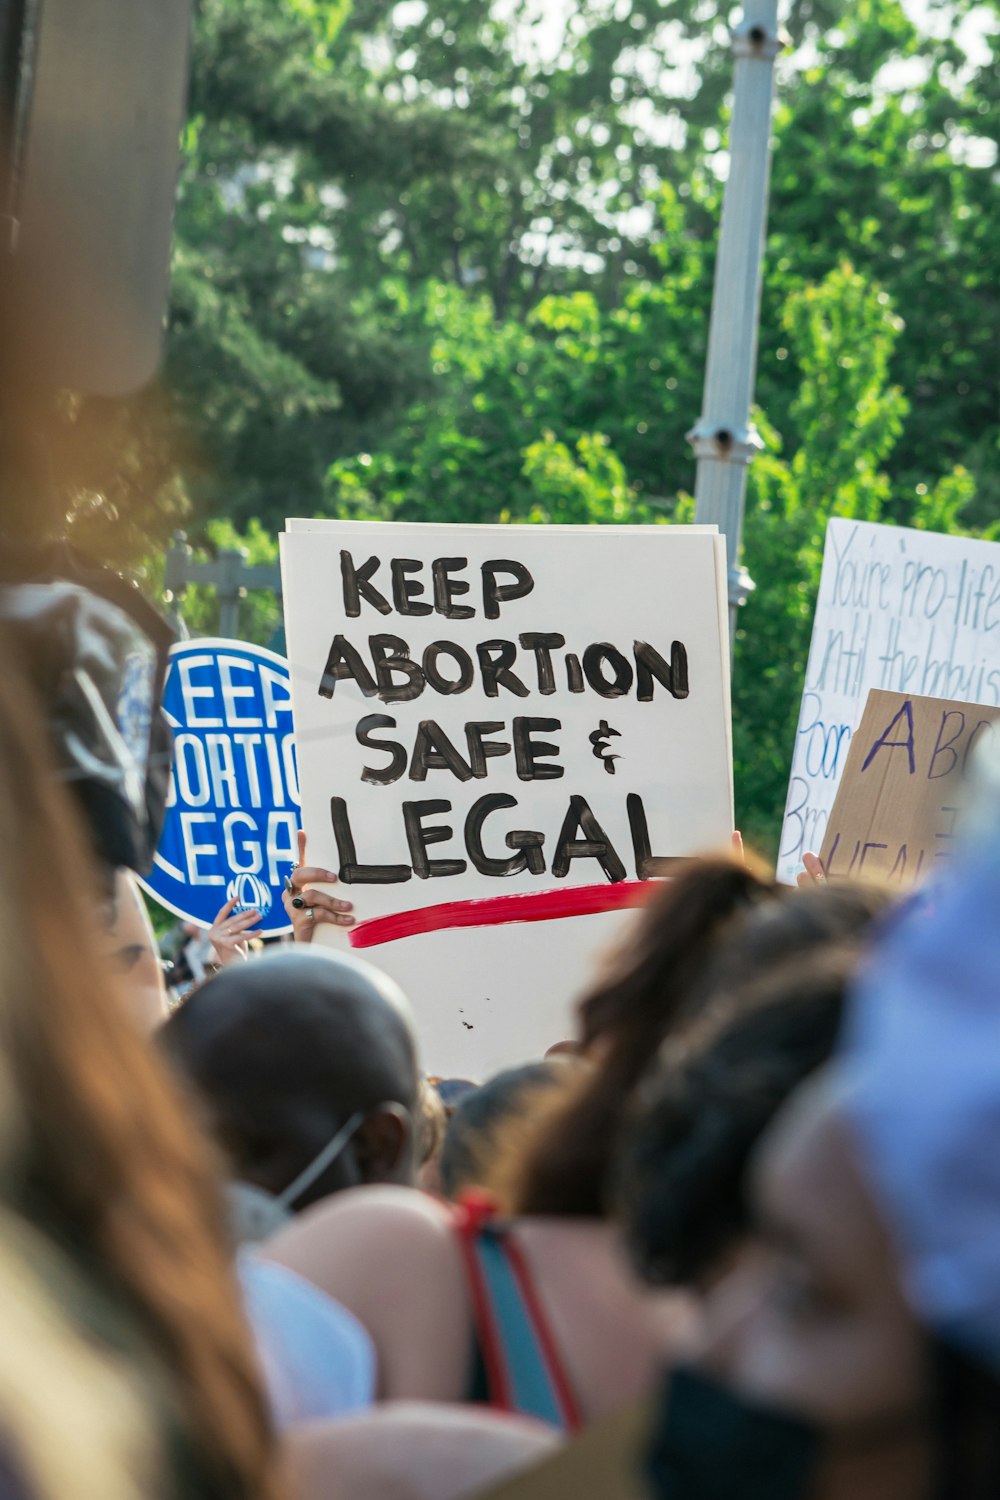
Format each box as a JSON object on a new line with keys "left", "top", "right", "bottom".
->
{"left": 282, "top": 829, "right": 356, "bottom": 943}
{"left": 208, "top": 895, "right": 262, "bottom": 965}
{"left": 796, "top": 851, "right": 827, "bottom": 888}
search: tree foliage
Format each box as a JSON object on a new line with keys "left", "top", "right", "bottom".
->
{"left": 56, "top": 0, "right": 998, "bottom": 853}
{"left": 735, "top": 264, "right": 979, "bottom": 848}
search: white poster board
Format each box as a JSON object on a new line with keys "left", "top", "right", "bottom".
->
{"left": 281, "top": 520, "right": 732, "bottom": 1076}
{"left": 777, "top": 518, "right": 1000, "bottom": 884}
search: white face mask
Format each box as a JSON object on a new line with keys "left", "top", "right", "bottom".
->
{"left": 226, "top": 1111, "right": 365, "bottom": 1246}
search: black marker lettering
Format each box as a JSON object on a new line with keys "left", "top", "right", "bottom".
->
{"left": 403, "top": 800, "right": 466, "bottom": 879}
{"left": 330, "top": 796, "right": 411, "bottom": 883}
{"left": 583, "top": 643, "right": 633, "bottom": 698}
{"left": 465, "top": 794, "right": 544, "bottom": 877}
{"left": 319, "top": 635, "right": 378, "bottom": 699}
{"left": 634, "top": 640, "right": 690, "bottom": 701}
{"left": 513, "top": 717, "right": 563, "bottom": 781}
{"left": 370, "top": 634, "right": 424, "bottom": 704}
{"left": 482, "top": 560, "right": 534, "bottom": 620}
{"left": 627, "top": 793, "right": 684, "bottom": 878}
{"left": 520, "top": 633, "right": 565, "bottom": 694}
{"left": 409, "top": 720, "right": 474, "bottom": 783}
{"left": 423, "top": 641, "right": 475, "bottom": 695}
{"left": 391, "top": 558, "right": 433, "bottom": 617}
{"left": 552, "top": 795, "right": 626, "bottom": 882}
{"left": 341, "top": 551, "right": 391, "bottom": 617}
{"left": 432, "top": 558, "right": 474, "bottom": 619}
{"left": 565, "top": 654, "right": 585, "bottom": 693}
{"left": 465, "top": 722, "right": 512, "bottom": 777}
{"left": 505, "top": 828, "right": 547, "bottom": 874}
{"left": 357, "top": 714, "right": 407, "bottom": 786}
{"left": 477, "top": 640, "right": 529, "bottom": 698}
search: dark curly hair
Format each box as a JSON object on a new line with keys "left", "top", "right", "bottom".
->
{"left": 507, "top": 859, "right": 778, "bottom": 1217}
{"left": 509, "top": 863, "right": 889, "bottom": 1221}
{"left": 616, "top": 946, "right": 857, "bottom": 1285}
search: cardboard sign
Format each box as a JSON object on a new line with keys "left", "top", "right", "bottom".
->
{"left": 138, "top": 640, "right": 297, "bottom": 933}
{"left": 281, "top": 520, "right": 732, "bottom": 1076}
{"left": 819, "top": 689, "right": 1000, "bottom": 885}
{"left": 777, "top": 519, "right": 1000, "bottom": 883}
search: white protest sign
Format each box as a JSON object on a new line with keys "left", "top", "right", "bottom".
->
{"left": 777, "top": 518, "right": 1000, "bottom": 884}
{"left": 281, "top": 520, "right": 732, "bottom": 1076}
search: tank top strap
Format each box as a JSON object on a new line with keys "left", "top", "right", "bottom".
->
{"left": 453, "top": 1192, "right": 583, "bottom": 1434}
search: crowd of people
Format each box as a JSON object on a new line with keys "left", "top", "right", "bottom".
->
{"left": 1, "top": 578, "right": 1000, "bottom": 1500}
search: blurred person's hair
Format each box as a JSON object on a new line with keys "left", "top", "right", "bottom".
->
{"left": 0, "top": 635, "right": 282, "bottom": 1498}
{"left": 502, "top": 860, "right": 777, "bottom": 1217}
{"left": 577, "top": 858, "right": 776, "bottom": 1056}
{"left": 504, "top": 867, "right": 890, "bottom": 1219}
{"left": 0, "top": 1209, "right": 152, "bottom": 1500}
{"left": 428, "top": 1077, "right": 479, "bottom": 1116}
{"left": 616, "top": 945, "right": 858, "bottom": 1286}
{"left": 418, "top": 1077, "right": 448, "bottom": 1168}
{"left": 439, "top": 1061, "right": 581, "bottom": 1202}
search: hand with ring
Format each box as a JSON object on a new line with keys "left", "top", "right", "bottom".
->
{"left": 208, "top": 895, "right": 262, "bottom": 966}
{"left": 282, "top": 830, "right": 356, "bottom": 944}
{"left": 796, "top": 851, "right": 827, "bottom": 887}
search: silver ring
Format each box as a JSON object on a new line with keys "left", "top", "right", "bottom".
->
{"left": 304, "top": 907, "right": 315, "bottom": 920}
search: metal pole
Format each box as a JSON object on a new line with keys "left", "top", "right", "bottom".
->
{"left": 689, "top": 0, "right": 784, "bottom": 637}
{"left": 215, "top": 547, "right": 247, "bottom": 639}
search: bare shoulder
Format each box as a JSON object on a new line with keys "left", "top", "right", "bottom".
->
{"left": 262, "top": 1189, "right": 471, "bottom": 1400}
{"left": 266, "top": 1185, "right": 458, "bottom": 1271}
{"left": 310, "top": 1183, "right": 458, "bottom": 1232}
{"left": 287, "top": 1403, "right": 559, "bottom": 1500}
{"left": 257, "top": 1182, "right": 461, "bottom": 1302}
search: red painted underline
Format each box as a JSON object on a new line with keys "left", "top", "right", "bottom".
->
{"left": 348, "top": 879, "right": 657, "bottom": 949}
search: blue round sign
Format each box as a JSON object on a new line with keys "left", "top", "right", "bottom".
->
{"left": 139, "top": 639, "right": 299, "bottom": 933}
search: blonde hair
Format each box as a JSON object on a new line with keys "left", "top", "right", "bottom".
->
{"left": 0, "top": 634, "right": 282, "bottom": 1498}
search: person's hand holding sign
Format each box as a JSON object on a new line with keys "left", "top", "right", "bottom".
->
{"left": 208, "top": 896, "right": 263, "bottom": 966}
{"left": 283, "top": 830, "right": 356, "bottom": 943}
{"left": 797, "top": 851, "right": 827, "bottom": 887}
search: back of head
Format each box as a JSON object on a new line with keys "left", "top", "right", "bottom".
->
{"left": 578, "top": 857, "right": 778, "bottom": 1057}
{"left": 508, "top": 869, "right": 890, "bottom": 1220}
{"left": 163, "top": 947, "right": 420, "bottom": 1205}
{"left": 683, "top": 878, "right": 891, "bottom": 1025}
{"left": 617, "top": 945, "right": 859, "bottom": 1286}
{"left": 439, "top": 1061, "right": 579, "bottom": 1201}
{"left": 503, "top": 860, "right": 779, "bottom": 1218}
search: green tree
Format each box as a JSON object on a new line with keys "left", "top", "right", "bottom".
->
{"left": 735, "top": 263, "right": 979, "bottom": 853}
{"left": 29, "top": 0, "right": 996, "bottom": 858}
{"left": 325, "top": 183, "right": 710, "bottom": 523}
{"left": 321, "top": 255, "right": 983, "bottom": 857}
